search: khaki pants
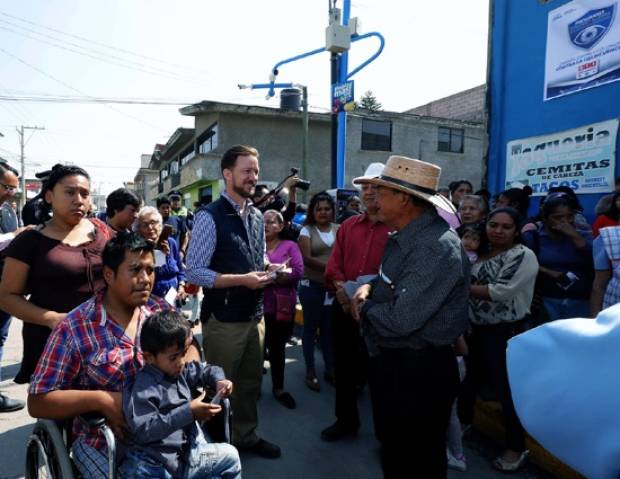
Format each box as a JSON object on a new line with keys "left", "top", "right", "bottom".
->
{"left": 202, "top": 317, "right": 265, "bottom": 447}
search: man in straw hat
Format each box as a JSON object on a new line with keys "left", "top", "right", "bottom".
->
{"left": 351, "top": 155, "right": 470, "bottom": 477}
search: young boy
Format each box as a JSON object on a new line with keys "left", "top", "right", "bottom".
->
{"left": 120, "top": 310, "right": 241, "bottom": 479}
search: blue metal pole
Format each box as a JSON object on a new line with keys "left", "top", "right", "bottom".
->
{"left": 336, "top": 0, "right": 351, "bottom": 188}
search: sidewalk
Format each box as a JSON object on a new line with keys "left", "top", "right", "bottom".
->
{"left": 0, "top": 319, "right": 550, "bottom": 479}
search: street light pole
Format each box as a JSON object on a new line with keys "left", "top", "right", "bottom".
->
{"left": 330, "top": 52, "right": 339, "bottom": 189}
{"left": 16, "top": 125, "right": 44, "bottom": 209}
{"left": 301, "top": 85, "right": 309, "bottom": 192}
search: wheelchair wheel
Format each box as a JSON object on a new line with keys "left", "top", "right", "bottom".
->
{"left": 25, "top": 419, "right": 75, "bottom": 479}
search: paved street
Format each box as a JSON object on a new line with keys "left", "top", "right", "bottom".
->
{"left": 1, "top": 319, "right": 549, "bottom": 479}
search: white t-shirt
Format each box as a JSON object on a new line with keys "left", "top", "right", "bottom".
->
{"left": 299, "top": 225, "right": 335, "bottom": 247}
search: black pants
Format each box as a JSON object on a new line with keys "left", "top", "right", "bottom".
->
{"left": 332, "top": 302, "right": 369, "bottom": 429}
{"left": 458, "top": 322, "right": 526, "bottom": 452}
{"left": 264, "top": 314, "right": 294, "bottom": 390}
{"left": 370, "top": 345, "right": 459, "bottom": 479}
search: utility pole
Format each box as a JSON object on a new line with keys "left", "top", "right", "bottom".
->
{"left": 301, "top": 85, "right": 309, "bottom": 196}
{"left": 245, "top": 1, "right": 384, "bottom": 188}
{"left": 330, "top": 52, "right": 339, "bottom": 188}
{"left": 16, "top": 125, "right": 45, "bottom": 209}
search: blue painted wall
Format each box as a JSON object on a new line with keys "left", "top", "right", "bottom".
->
{"left": 487, "top": 0, "right": 620, "bottom": 220}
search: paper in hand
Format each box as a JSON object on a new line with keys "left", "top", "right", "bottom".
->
{"left": 154, "top": 250, "right": 166, "bottom": 267}
{"left": 164, "top": 287, "right": 177, "bottom": 306}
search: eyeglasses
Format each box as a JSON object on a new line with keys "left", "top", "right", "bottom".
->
{"left": 139, "top": 220, "right": 160, "bottom": 228}
{"left": 0, "top": 183, "right": 17, "bottom": 193}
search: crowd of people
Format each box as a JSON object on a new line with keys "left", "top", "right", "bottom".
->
{"left": 0, "top": 145, "right": 618, "bottom": 478}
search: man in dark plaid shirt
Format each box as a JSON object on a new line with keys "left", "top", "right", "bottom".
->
{"left": 352, "top": 156, "right": 470, "bottom": 478}
{"left": 28, "top": 233, "right": 175, "bottom": 479}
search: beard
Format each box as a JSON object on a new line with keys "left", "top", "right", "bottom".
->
{"left": 233, "top": 180, "right": 256, "bottom": 199}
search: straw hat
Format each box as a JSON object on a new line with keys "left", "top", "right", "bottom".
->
{"left": 353, "top": 155, "right": 456, "bottom": 213}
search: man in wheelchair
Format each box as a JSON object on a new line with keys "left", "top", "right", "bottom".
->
{"left": 26, "top": 233, "right": 236, "bottom": 478}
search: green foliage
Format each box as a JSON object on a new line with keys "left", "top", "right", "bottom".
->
{"left": 358, "top": 90, "right": 382, "bottom": 112}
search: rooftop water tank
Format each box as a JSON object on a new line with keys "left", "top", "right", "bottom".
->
{"left": 280, "top": 88, "right": 301, "bottom": 111}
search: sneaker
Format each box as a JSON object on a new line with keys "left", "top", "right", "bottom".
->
{"left": 447, "top": 450, "right": 467, "bottom": 472}
{"left": 287, "top": 336, "right": 301, "bottom": 346}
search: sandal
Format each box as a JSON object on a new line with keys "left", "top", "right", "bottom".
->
{"left": 492, "top": 450, "right": 528, "bottom": 472}
{"left": 305, "top": 375, "right": 320, "bottom": 392}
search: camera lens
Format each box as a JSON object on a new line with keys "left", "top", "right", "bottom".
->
{"left": 296, "top": 179, "right": 311, "bottom": 191}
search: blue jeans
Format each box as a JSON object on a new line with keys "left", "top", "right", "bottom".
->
{"left": 543, "top": 297, "right": 590, "bottom": 322}
{"left": 0, "top": 310, "right": 11, "bottom": 382}
{"left": 119, "top": 425, "right": 241, "bottom": 479}
{"left": 298, "top": 280, "right": 334, "bottom": 374}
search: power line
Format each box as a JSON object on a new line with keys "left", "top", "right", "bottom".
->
{"left": 0, "top": 93, "right": 271, "bottom": 106}
{"left": 0, "top": 79, "right": 63, "bottom": 156}
{"left": 0, "top": 47, "right": 169, "bottom": 133}
{"left": 0, "top": 94, "right": 196, "bottom": 106}
{"left": 0, "top": 23, "right": 209, "bottom": 85}
{"left": 0, "top": 10, "right": 211, "bottom": 76}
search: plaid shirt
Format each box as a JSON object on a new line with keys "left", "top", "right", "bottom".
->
{"left": 29, "top": 290, "right": 171, "bottom": 450}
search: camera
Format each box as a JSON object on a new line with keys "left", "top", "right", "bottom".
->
{"left": 289, "top": 168, "right": 311, "bottom": 191}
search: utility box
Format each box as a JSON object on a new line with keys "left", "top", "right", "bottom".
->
{"left": 326, "top": 23, "right": 351, "bottom": 53}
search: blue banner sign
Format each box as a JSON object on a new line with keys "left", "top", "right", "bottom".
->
{"left": 332, "top": 80, "right": 355, "bottom": 113}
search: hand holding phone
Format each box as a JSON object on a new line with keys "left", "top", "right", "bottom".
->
{"left": 556, "top": 271, "right": 579, "bottom": 290}
{"left": 267, "top": 258, "right": 291, "bottom": 279}
{"left": 210, "top": 389, "right": 224, "bottom": 405}
{"left": 158, "top": 224, "right": 174, "bottom": 246}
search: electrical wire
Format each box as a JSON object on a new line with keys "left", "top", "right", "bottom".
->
{"left": 0, "top": 47, "right": 170, "bottom": 133}
{"left": 0, "top": 79, "right": 63, "bottom": 156}
{"left": 0, "top": 94, "right": 196, "bottom": 106}
{"left": 0, "top": 23, "right": 209, "bottom": 85}
{"left": 0, "top": 10, "right": 211, "bottom": 76}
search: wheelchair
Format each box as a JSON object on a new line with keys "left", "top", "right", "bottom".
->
{"left": 25, "top": 399, "right": 232, "bottom": 479}
{"left": 25, "top": 413, "right": 117, "bottom": 479}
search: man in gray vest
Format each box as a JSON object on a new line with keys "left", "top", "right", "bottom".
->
{"left": 0, "top": 163, "right": 33, "bottom": 412}
{"left": 186, "top": 145, "right": 280, "bottom": 458}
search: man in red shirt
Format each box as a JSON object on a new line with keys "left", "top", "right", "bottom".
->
{"left": 321, "top": 164, "right": 391, "bottom": 441}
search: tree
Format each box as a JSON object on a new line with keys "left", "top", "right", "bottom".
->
{"left": 358, "top": 90, "right": 382, "bottom": 112}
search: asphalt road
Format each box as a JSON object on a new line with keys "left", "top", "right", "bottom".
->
{"left": 0, "top": 317, "right": 551, "bottom": 479}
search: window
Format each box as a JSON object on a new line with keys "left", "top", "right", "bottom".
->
{"left": 198, "top": 123, "right": 219, "bottom": 154}
{"left": 438, "top": 127, "right": 464, "bottom": 153}
{"left": 361, "top": 119, "right": 392, "bottom": 151}
{"left": 169, "top": 160, "right": 179, "bottom": 175}
{"left": 160, "top": 169, "right": 168, "bottom": 180}
{"left": 180, "top": 146, "right": 195, "bottom": 166}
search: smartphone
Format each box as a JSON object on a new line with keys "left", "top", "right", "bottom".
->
{"left": 268, "top": 257, "right": 291, "bottom": 279}
{"left": 556, "top": 272, "right": 579, "bottom": 290}
{"left": 202, "top": 388, "right": 224, "bottom": 405}
{"left": 158, "top": 224, "right": 174, "bottom": 245}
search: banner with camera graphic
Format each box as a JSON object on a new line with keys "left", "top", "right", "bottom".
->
{"left": 505, "top": 119, "right": 618, "bottom": 196}
{"left": 545, "top": 0, "right": 620, "bottom": 100}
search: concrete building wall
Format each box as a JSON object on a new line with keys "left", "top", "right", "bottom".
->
{"left": 345, "top": 115, "right": 485, "bottom": 190}
{"left": 156, "top": 101, "right": 486, "bottom": 202}
{"left": 217, "top": 112, "right": 332, "bottom": 193}
{"left": 406, "top": 85, "right": 486, "bottom": 123}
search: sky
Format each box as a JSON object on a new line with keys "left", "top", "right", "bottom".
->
{"left": 0, "top": 0, "right": 490, "bottom": 194}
